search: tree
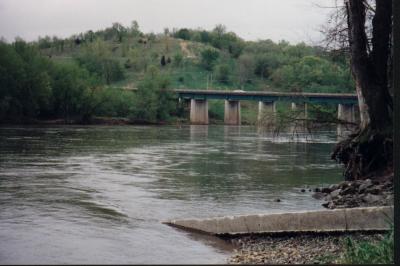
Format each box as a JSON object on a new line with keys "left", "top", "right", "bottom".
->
{"left": 160, "top": 55, "right": 166, "bottom": 66}
{"left": 130, "top": 66, "right": 175, "bottom": 122}
{"left": 330, "top": 0, "right": 393, "bottom": 180}
{"left": 175, "top": 28, "right": 191, "bottom": 40}
{"left": 237, "top": 54, "right": 255, "bottom": 85}
{"left": 214, "top": 64, "right": 230, "bottom": 84}
{"left": 173, "top": 53, "right": 183, "bottom": 67}
{"left": 75, "top": 40, "right": 125, "bottom": 84}
{"left": 130, "top": 20, "right": 141, "bottom": 37}
{"left": 200, "top": 48, "right": 219, "bottom": 71}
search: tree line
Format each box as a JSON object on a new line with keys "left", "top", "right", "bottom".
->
{"left": 0, "top": 21, "right": 357, "bottom": 124}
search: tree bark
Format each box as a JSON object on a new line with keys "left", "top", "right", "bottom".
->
{"left": 346, "top": 0, "right": 392, "bottom": 131}
{"left": 332, "top": 0, "right": 393, "bottom": 180}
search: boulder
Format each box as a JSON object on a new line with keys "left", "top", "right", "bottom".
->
{"left": 340, "top": 186, "right": 357, "bottom": 195}
{"left": 321, "top": 187, "right": 332, "bottom": 194}
{"left": 330, "top": 189, "right": 341, "bottom": 199}
{"left": 358, "top": 179, "right": 373, "bottom": 193}
{"left": 362, "top": 193, "right": 382, "bottom": 204}
{"left": 329, "top": 184, "right": 338, "bottom": 191}
{"left": 338, "top": 181, "right": 350, "bottom": 189}
{"left": 324, "top": 194, "right": 332, "bottom": 202}
{"left": 364, "top": 186, "right": 382, "bottom": 195}
{"left": 312, "top": 192, "right": 326, "bottom": 200}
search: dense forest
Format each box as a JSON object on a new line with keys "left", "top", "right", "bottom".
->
{"left": 0, "top": 22, "right": 355, "bottom": 124}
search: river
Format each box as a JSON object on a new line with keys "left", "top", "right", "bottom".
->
{"left": 0, "top": 125, "right": 343, "bottom": 264}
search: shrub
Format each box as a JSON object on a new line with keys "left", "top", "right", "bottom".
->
{"left": 200, "top": 48, "right": 219, "bottom": 71}
{"left": 214, "top": 64, "right": 231, "bottom": 84}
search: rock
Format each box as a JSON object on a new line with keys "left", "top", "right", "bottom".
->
{"left": 338, "top": 181, "right": 350, "bottom": 189}
{"left": 321, "top": 187, "right": 332, "bottom": 194}
{"left": 301, "top": 189, "right": 306, "bottom": 193}
{"left": 329, "top": 184, "right": 338, "bottom": 191}
{"left": 322, "top": 202, "right": 330, "bottom": 208}
{"left": 340, "top": 186, "right": 357, "bottom": 195}
{"left": 358, "top": 179, "right": 373, "bottom": 193}
{"left": 311, "top": 192, "right": 326, "bottom": 200}
{"left": 385, "top": 195, "right": 393, "bottom": 204}
{"left": 364, "top": 186, "right": 382, "bottom": 195}
{"left": 314, "top": 187, "right": 321, "bottom": 193}
{"left": 362, "top": 193, "right": 382, "bottom": 204}
{"left": 275, "top": 198, "right": 281, "bottom": 202}
{"left": 324, "top": 194, "right": 332, "bottom": 202}
{"left": 327, "top": 202, "right": 336, "bottom": 209}
{"left": 330, "top": 189, "right": 341, "bottom": 199}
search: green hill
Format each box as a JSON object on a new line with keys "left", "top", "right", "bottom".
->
{"left": 0, "top": 22, "right": 355, "bottom": 124}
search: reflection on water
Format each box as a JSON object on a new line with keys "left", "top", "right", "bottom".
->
{"left": 0, "top": 125, "right": 342, "bottom": 264}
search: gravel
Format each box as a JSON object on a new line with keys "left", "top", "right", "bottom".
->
{"left": 225, "top": 232, "right": 384, "bottom": 264}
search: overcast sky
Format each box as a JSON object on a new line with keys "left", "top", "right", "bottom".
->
{"left": 0, "top": 0, "right": 335, "bottom": 44}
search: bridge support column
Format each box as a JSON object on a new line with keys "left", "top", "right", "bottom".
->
{"left": 337, "top": 104, "right": 356, "bottom": 137}
{"left": 257, "top": 101, "right": 276, "bottom": 124}
{"left": 224, "top": 100, "right": 241, "bottom": 125}
{"left": 190, "top": 99, "right": 209, "bottom": 125}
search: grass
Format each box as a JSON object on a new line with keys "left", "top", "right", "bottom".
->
{"left": 341, "top": 225, "right": 394, "bottom": 264}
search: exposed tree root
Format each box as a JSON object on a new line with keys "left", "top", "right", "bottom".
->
{"left": 331, "top": 126, "right": 393, "bottom": 180}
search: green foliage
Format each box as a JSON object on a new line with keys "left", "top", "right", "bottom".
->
{"left": 271, "top": 56, "right": 353, "bottom": 93}
{"left": 95, "top": 87, "right": 136, "bottom": 117}
{"left": 200, "top": 48, "right": 219, "bottom": 71}
{"left": 208, "top": 100, "right": 224, "bottom": 121}
{"left": 0, "top": 41, "right": 52, "bottom": 119}
{"left": 50, "top": 62, "right": 100, "bottom": 122}
{"left": 75, "top": 40, "right": 125, "bottom": 84}
{"left": 174, "top": 28, "right": 191, "bottom": 40}
{"left": 236, "top": 54, "right": 255, "bottom": 85}
{"left": 214, "top": 64, "right": 231, "bottom": 84}
{"left": 173, "top": 52, "right": 183, "bottom": 67}
{"left": 130, "top": 66, "right": 176, "bottom": 122}
{"left": 0, "top": 22, "right": 357, "bottom": 124}
{"left": 254, "top": 53, "right": 282, "bottom": 79}
{"left": 342, "top": 227, "right": 393, "bottom": 264}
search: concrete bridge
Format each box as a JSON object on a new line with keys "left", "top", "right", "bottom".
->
{"left": 174, "top": 89, "right": 359, "bottom": 126}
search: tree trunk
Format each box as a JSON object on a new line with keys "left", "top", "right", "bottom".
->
{"left": 332, "top": 0, "right": 393, "bottom": 180}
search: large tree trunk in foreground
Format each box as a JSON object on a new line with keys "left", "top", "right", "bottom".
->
{"left": 332, "top": 0, "right": 393, "bottom": 180}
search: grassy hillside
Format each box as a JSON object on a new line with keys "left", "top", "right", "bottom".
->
{"left": 0, "top": 22, "right": 355, "bottom": 124}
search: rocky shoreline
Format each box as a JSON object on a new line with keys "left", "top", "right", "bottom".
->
{"left": 225, "top": 174, "right": 393, "bottom": 264}
{"left": 312, "top": 174, "right": 393, "bottom": 209}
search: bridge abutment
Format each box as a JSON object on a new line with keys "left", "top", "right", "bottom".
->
{"left": 224, "top": 100, "right": 241, "bottom": 125}
{"left": 337, "top": 103, "right": 356, "bottom": 137}
{"left": 190, "top": 99, "right": 209, "bottom": 125}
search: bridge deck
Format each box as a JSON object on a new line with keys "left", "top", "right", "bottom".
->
{"left": 174, "top": 89, "right": 358, "bottom": 104}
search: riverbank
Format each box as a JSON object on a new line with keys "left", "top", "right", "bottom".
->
{"left": 225, "top": 231, "right": 385, "bottom": 264}
{"left": 225, "top": 172, "right": 394, "bottom": 264}
{"left": 312, "top": 172, "right": 394, "bottom": 209}
{"left": 0, "top": 117, "right": 248, "bottom": 126}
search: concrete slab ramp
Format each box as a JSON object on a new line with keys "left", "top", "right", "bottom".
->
{"left": 163, "top": 206, "right": 393, "bottom": 235}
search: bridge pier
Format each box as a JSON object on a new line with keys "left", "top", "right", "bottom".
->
{"left": 224, "top": 100, "right": 241, "bottom": 125}
{"left": 337, "top": 103, "right": 356, "bottom": 137}
{"left": 257, "top": 101, "right": 276, "bottom": 125}
{"left": 190, "top": 99, "right": 209, "bottom": 125}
